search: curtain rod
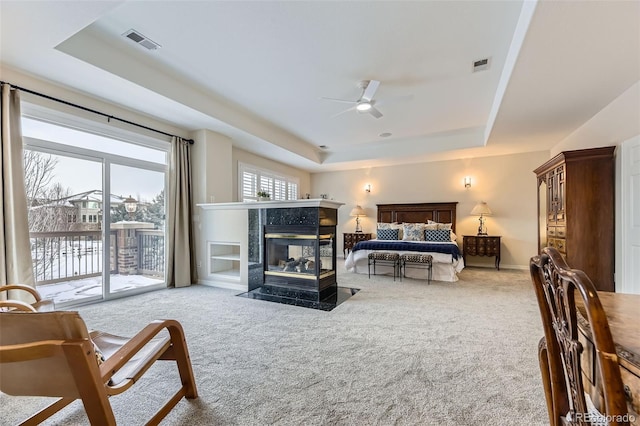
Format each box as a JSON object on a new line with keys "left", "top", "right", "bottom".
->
{"left": 1, "top": 81, "right": 194, "bottom": 144}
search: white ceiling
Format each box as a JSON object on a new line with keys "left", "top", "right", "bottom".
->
{"left": 1, "top": 1, "right": 638, "bottom": 172}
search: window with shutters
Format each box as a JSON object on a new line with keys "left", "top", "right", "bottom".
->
{"left": 239, "top": 162, "right": 299, "bottom": 202}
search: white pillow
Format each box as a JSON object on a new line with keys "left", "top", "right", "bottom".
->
{"left": 402, "top": 223, "right": 426, "bottom": 241}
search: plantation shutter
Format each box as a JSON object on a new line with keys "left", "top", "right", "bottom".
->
{"left": 238, "top": 162, "right": 299, "bottom": 202}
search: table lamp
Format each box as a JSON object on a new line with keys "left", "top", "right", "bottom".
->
{"left": 349, "top": 205, "right": 366, "bottom": 233}
{"left": 470, "top": 201, "right": 492, "bottom": 236}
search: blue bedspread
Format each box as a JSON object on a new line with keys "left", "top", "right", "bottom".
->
{"left": 352, "top": 240, "right": 460, "bottom": 260}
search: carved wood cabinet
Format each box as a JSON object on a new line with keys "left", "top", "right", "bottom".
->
{"left": 534, "top": 146, "right": 615, "bottom": 292}
{"left": 343, "top": 233, "right": 371, "bottom": 257}
{"left": 462, "top": 235, "right": 501, "bottom": 270}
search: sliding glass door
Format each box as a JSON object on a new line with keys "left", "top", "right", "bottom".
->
{"left": 109, "top": 164, "right": 166, "bottom": 296}
{"left": 22, "top": 116, "right": 169, "bottom": 307}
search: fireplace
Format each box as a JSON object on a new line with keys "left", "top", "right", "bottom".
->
{"left": 263, "top": 226, "right": 336, "bottom": 300}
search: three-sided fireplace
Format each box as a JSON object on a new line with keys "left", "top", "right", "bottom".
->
{"left": 262, "top": 210, "right": 337, "bottom": 301}
{"left": 264, "top": 228, "right": 335, "bottom": 300}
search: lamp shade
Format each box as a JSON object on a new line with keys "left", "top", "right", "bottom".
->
{"left": 470, "top": 201, "right": 492, "bottom": 216}
{"left": 350, "top": 206, "right": 366, "bottom": 217}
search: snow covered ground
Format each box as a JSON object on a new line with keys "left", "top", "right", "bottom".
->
{"left": 37, "top": 274, "right": 164, "bottom": 305}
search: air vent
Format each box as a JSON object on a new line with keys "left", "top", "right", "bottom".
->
{"left": 472, "top": 57, "right": 491, "bottom": 72}
{"left": 122, "top": 29, "right": 161, "bottom": 51}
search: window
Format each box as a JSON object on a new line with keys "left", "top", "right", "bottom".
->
{"left": 239, "top": 162, "right": 299, "bottom": 202}
{"left": 22, "top": 109, "right": 169, "bottom": 306}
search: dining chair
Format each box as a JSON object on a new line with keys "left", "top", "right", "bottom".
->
{"left": 0, "top": 283, "right": 54, "bottom": 312}
{"left": 0, "top": 310, "right": 198, "bottom": 425}
{"left": 530, "top": 247, "right": 629, "bottom": 425}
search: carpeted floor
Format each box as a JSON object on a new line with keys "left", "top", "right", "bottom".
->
{"left": 1, "top": 263, "right": 548, "bottom": 425}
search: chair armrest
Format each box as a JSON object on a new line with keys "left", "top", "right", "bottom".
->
{"left": 0, "top": 284, "right": 42, "bottom": 302}
{"left": 98, "top": 320, "right": 187, "bottom": 382}
{"left": 0, "top": 300, "right": 37, "bottom": 312}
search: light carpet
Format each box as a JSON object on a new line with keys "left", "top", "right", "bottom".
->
{"left": 0, "top": 263, "right": 548, "bottom": 425}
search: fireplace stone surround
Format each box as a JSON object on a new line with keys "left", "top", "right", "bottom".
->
{"left": 198, "top": 200, "right": 358, "bottom": 310}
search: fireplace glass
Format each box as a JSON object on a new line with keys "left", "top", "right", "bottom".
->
{"left": 264, "top": 233, "right": 334, "bottom": 280}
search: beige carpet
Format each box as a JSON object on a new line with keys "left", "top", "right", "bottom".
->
{"left": 0, "top": 263, "right": 548, "bottom": 425}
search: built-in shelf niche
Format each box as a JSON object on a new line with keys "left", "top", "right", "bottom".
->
{"left": 208, "top": 241, "right": 241, "bottom": 281}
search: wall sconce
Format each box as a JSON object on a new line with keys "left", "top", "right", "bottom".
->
{"left": 464, "top": 176, "right": 472, "bottom": 189}
{"left": 365, "top": 184, "right": 371, "bottom": 193}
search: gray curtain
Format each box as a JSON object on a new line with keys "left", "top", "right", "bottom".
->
{"left": 1, "top": 84, "right": 35, "bottom": 300}
{"left": 167, "top": 136, "right": 196, "bottom": 287}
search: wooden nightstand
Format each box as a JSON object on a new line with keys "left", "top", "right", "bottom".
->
{"left": 462, "top": 235, "right": 501, "bottom": 270}
{"left": 343, "top": 233, "right": 372, "bottom": 257}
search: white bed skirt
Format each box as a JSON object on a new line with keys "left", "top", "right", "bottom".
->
{"left": 344, "top": 249, "right": 464, "bottom": 282}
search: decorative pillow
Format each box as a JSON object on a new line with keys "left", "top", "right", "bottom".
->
{"left": 379, "top": 222, "right": 403, "bottom": 238}
{"left": 424, "top": 229, "right": 451, "bottom": 242}
{"left": 437, "top": 222, "right": 453, "bottom": 230}
{"left": 377, "top": 222, "right": 394, "bottom": 229}
{"left": 424, "top": 223, "right": 439, "bottom": 230}
{"left": 377, "top": 228, "right": 399, "bottom": 240}
{"left": 402, "top": 223, "right": 426, "bottom": 241}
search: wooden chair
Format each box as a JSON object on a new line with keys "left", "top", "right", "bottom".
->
{"left": 0, "top": 310, "right": 198, "bottom": 425}
{"left": 530, "top": 247, "right": 629, "bottom": 425}
{"left": 0, "top": 283, "right": 54, "bottom": 312}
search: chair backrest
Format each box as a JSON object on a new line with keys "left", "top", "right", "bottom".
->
{"left": 530, "top": 247, "right": 628, "bottom": 424}
{"left": 0, "top": 311, "right": 102, "bottom": 399}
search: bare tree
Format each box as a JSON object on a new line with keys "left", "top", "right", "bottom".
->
{"left": 23, "top": 150, "right": 75, "bottom": 282}
{"left": 23, "top": 150, "right": 58, "bottom": 204}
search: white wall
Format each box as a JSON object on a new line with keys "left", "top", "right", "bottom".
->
{"left": 549, "top": 81, "right": 640, "bottom": 293}
{"left": 191, "top": 129, "right": 234, "bottom": 204}
{"left": 311, "top": 151, "right": 549, "bottom": 269}
{"left": 551, "top": 81, "right": 640, "bottom": 156}
{"left": 1, "top": 65, "right": 189, "bottom": 141}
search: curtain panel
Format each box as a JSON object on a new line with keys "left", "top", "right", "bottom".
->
{"left": 0, "top": 84, "right": 35, "bottom": 300}
{"left": 167, "top": 136, "right": 196, "bottom": 287}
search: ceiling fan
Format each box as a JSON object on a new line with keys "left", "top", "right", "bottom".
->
{"left": 321, "top": 80, "right": 385, "bottom": 119}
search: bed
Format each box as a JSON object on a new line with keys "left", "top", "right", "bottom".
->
{"left": 344, "top": 202, "right": 464, "bottom": 282}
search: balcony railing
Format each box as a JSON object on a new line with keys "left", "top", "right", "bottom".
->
{"left": 138, "top": 229, "right": 165, "bottom": 277}
{"left": 30, "top": 229, "right": 165, "bottom": 285}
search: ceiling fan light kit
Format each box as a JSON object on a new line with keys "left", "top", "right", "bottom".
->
{"left": 356, "top": 102, "right": 372, "bottom": 111}
{"left": 321, "top": 79, "right": 395, "bottom": 119}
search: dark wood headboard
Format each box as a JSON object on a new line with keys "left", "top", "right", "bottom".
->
{"left": 377, "top": 202, "right": 458, "bottom": 233}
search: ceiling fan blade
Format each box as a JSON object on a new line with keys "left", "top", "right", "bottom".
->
{"left": 320, "top": 97, "right": 357, "bottom": 104}
{"left": 368, "top": 106, "right": 383, "bottom": 119}
{"left": 331, "top": 105, "right": 357, "bottom": 118}
{"left": 361, "top": 80, "right": 380, "bottom": 102}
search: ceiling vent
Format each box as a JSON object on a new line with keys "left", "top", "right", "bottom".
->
{"left": 122, "top": 29, "right": 161, "bottom": 51}
{"left": 472, "top": 57, "right": 491, "bottom": 72}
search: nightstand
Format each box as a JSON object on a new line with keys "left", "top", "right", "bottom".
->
{"left": 462, "top": 235, "right": 501, "bottom": 270}
{"left": 343, "top": 233, "right": 372, "bottom": 257}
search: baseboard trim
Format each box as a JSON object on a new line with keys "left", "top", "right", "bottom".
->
{"left": 197, "top": 279, "right": 245, "bottom": 292}
{"left": 464, "top": 264, "right": 528, "bottom": 271}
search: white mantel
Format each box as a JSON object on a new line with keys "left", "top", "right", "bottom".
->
{"left": 197, "top": 199, "right": 345, "bottom": 210}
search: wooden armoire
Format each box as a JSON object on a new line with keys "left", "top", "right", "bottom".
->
{"left": 533, "top": 146, "right": 615, "bottom": 292}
